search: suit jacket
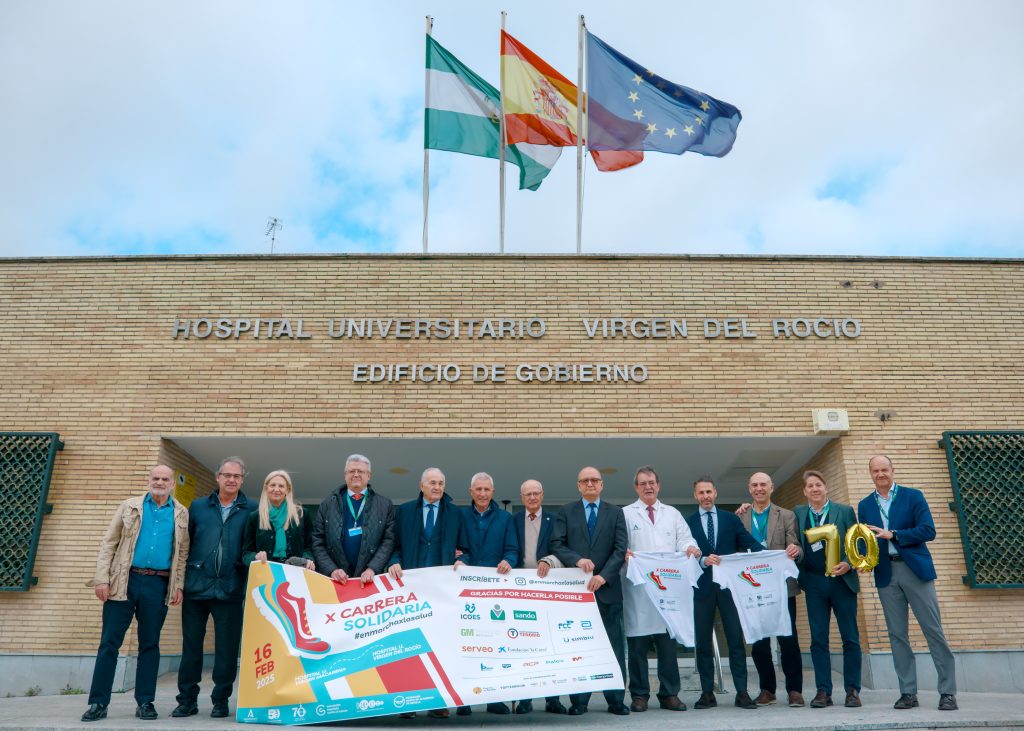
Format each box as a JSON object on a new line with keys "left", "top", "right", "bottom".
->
{"left": 458, "top": 502, "right": 518, "bottom": 567}
{"left": 311, "top": 486, "right": 396, "bottom": 577}
{"left": 740, "top": 504, "right": 802, "bottom": 596}
{"left": 793, "top": 501, "right": 860, "bottom": 594}
{"left": 388, "top": 492, "right": 462, "bottom": 569}
{"left": 549, "top": 500, "right": 628, "bottom": 604}
{"left": 857, "top": 484, "right": 937, "bottom": 588}
{"left": 686, "top": 507, "right": 763, "bottom": 597}
{"left": 513, "top": 508, "right": 555, "bottom": 568}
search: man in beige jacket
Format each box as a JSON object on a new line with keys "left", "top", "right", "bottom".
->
{"left": 81, "top": 465, "right": 189, "bottom": 723}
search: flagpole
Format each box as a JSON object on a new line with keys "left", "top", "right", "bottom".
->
{"left": 498, "top": 11, "right": 507, "bottom": 254}
{"left": 423, "top": 15, "right": 433, "bottom": 254}
{"left": 575, "top": 15, "right": 586, "bottom": 255}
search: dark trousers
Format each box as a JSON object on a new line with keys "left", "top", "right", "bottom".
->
{"left": 694, "top": 584, "right": 748, "bottom": 693}
{"left": 750, "top": 595, "right": 802, "bottom": 693}
{"left": 176, "top": 597, "right": 244, "bottom": 704}
{"left": 569, "top": 600, "right": 626, "bottom": 708}
{"left": 627, "top": 632, "right": 680, "bottom": 699}
{"left": 803, "top": 573, "right": 861, "bottom": 694}
{"left": 88, "top": 572, "right": 169, "bottom": 706}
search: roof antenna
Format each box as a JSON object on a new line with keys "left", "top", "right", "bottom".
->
{"left": 265, "top": 217, "right": 283, "bottom": 254}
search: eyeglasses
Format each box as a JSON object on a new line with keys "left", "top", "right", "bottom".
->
{"left": 345, "top": 468, "right": 369, "bottom": 475}
{"left": 218, "top": 472, "right": 243, "bottom": 480}
{"left": 521, "top": 492, "right": 543, "bottom": 498}
{"left": 578, "top": 477, "right": 602, "bottom": 484}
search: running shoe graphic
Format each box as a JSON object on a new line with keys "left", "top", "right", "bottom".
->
{"left": 739, "top": 570, "right": 761, "bottom": 587}
{"left": 647, "top": 570, "right": 668, "bottom": 591}
{"left": 253, "top": 580, "right": 330, "bottom": 657}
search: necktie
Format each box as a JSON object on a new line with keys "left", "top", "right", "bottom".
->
{"left": 351, "top": 492, "right": 363, "bottom": 501}
{"left": 529, "top": 513, "right": 537, "bottom": 521}
{"left": 424, "top": 503, "right": 436, "bottom": 539}
{"left": 646, "top": 505, "right": 656, "bottom": 524}
{"left": 587, "top": 503, "right": 597, "bottom": 541}
{"left": 705, "top": 510, "right": 715, "bottom": 551}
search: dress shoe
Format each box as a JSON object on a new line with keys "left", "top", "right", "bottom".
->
{"left": 427, "top": 708, "right": 450, "bottom": 718}
{"left": 845, "top": 688, "right": 862, "bottom": 707}
{"left": 567, "top": 704, "right": 588, "bottom": 716}
{"left": 81, "top": 704, "right": 108, "bottom": 722}
{"left": 210, "top": 700, "right": 230, "bottom": 718}
{"left": 171, "top": 701, "right": 198, "bottom": 717}
{"left": 754, "top": 689, "right": 777, "bottom": 705}
{"left": 629, "top": 696, "right": 648, "bottom": 712}
{"left": 544, "top": 699, "right": 568, "bottom": 714}
{"left": 486, "top": 702, "right": 511, "bottom": 715}
{"left": 456, "top": 706, "right": 472, "bottom": 716}
{"left": 136, "top": 702, "right": 159, "bottom": 720}
{"left": 606, "top": 702, "right": 630, "bottom": 715}
{"left": 938, "top": 694, "right": 958, "bottom": 711}
{"left": 398, "top": 711, "right": 417, "bottom": 718}
{"left": 893, "top": 693, "right": 919, "bottom": 709}
{"left": 514, "top": 700, "right": 532, "bottom": 714}
{"left": 809, "top": 690, "right": 833, "bottom": 708}
{"left": 694, "top": 691, "right": 717, "bottom": 709}
{"left": 788, "top": 691, "right": 805, "bottom": 707}
{"left": 658, "top": 695, "right": 686, "bottom": 711}
{"left": 734, "top": 691, "right": 757, "bottom": 709}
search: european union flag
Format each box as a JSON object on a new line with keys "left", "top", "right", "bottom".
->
{"left": 586, "top": 31, "right": 741, "bottom": 170}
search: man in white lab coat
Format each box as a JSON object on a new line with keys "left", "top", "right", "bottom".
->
{"left": 623, "top": 466, "right": 701, "bottom": 712}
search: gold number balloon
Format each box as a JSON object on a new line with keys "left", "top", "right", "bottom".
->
{"left": 845, "top": 523, "right": 880, "bottom": 571}
{"left": 804, "top": 524, "right": 840, "bottom": 576}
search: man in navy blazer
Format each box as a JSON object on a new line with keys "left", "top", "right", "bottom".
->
{"left": 512, "top": 479, "right": 567, "bottom": 715}
{"left": 858, "top": 455, "right": 957, "bottom": 712}
{"left": 686, "top": 476, "right": 763, "bottom": 710}
{"left": 549, "top": 466, "right": 630, "bottom": 716}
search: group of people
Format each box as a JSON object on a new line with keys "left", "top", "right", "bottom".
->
{"left": 80, "top": 453, "right": 958, "bottom": 722}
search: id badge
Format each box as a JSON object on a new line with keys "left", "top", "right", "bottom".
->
{"left": 811, "top": 541, "right": 823, "bottom": 552}
{"left": 348, "top": 526, "right": 363, "bottom": 537}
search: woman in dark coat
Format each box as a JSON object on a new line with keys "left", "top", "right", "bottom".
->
{"left": 241, "top": 470, "right": 315, "bottom": 570}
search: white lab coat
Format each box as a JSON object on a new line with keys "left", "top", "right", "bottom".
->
{"left": 622, "top": 499, "right": 698, "bottom": 637}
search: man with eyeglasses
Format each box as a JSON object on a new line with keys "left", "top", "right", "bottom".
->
{"left": 549, "top": 466, "right": 630, "bottom": 716}
{"left": 311, "top": 454, "right": 395, "bottom": 586}
{"left": 173, "top": 456, "right": 256, "bottom": 720}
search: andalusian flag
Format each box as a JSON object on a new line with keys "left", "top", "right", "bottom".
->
{"left": 425, "top": 35, "right": 559, "bottom": 191}
{"left": 500, "top": 31, "right": 640, "bottom": 172}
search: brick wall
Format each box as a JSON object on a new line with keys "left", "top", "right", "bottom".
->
{"left": 2, "top": 254, "right": 1023, "bottom": 655}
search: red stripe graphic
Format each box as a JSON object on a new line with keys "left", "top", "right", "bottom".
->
{"left": 378, "top": 575, "right": 393, "bottom": 592}
{"left": 458, "top": 588, "right": 595, "bottom": 602}
{"left": 427, "top": 651, "right": 463, "bottom": 706}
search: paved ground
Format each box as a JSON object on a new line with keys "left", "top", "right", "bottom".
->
{"left": 2, "top": 669, "right": 1022, "bottom": 731}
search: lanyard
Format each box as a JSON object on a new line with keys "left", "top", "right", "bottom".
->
{"left": 751, "top": 507, "right": 769, "bottom": 543}
{"left": 874, "top": 485, "right": 898, "bottom": 523}
{"left": 345, "top": 493, "right": 367, "bottom": 523}
{"left": 808, "top": 500, "right": 830, "bottom": 528}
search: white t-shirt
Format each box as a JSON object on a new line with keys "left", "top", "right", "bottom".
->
{"left": 712, "top": 550, "right": 798, "bottom": 643}
{"left": 625, "top": 552, "right": 702, "bottom": 647}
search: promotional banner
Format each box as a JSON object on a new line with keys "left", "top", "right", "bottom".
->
{"left": 237, "top": 562, "right": 624, "bottom": 725}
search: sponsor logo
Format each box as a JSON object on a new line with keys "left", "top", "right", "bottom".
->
{"left": 557, "top": 620, "right": 574, "bottom": 630}
{"left": 545, "top": 658, "right": 565, "bottom": 665}
{"left": 480, "top": 663, "right": 493, "bottom": 671}
{"left": 523, "top": 661, "right": 540, "bottom": 667}
{"left": 461, "top": 628, "right": 475, "bottom": 636}
{"left": 581, "top": 620, "right": 592, "bottom": 629}
{"left": 507, "top": 628, "right": 519, "bottom": 638}
{"left": 461, "top": 602, "right": 481, "bottom": 620}
{"left": 473, "top": 687, "right": 483, "bottom": 695}
{"left": 501, "top": 663, "right": 512, "bottom": 669}
{"left": 571, "top": 656, "right": 583, "bottom": 662}
{"left": 513, "top": 610, "right": 537, "bottom": 620}
{"left": 590, "top": 673, "right": 614, "bottom": 681}
{"left": 562, "top": 635, "right": 595, "bottom": 643}
{"left": 393, "top": 696, "right": 407, "bottom": 709}
{"left": 315, "top": 705, "right": 327, "bottom": 716}
{"left": 461, "top": 575, "right": 501, "bottom": 583}
{"left": 463, "top": 645, "right": 494, "bottom": 653}
{"left": 357, "top": 699, "right": 384, "bottom": 711}
{"left": 267, "top": 709, "right": 279, "bottom": 720}
{"left": 291, "top": 706, "right": 306, "bottom": 719}
{"left": 508, "top": 628, "right": 541, "bottom": 638}
{"left": 490, "top": 604, "right": 505, "bottom": 621}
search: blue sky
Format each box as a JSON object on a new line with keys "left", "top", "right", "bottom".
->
{"left": 2, "top": 1, "right": 1022, "bottom": 258}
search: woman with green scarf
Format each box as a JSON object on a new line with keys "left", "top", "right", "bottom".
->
{"left": 241, "top": 470, "right": 315, "bottom": 570}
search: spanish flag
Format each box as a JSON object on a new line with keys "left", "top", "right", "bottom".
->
{"left": 501, "top": 31, "right": 642, "bottom": 172}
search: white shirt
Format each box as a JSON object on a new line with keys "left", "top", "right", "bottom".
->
{"left": 622, "top": 499, "right": 698, "bottom": 637}
{"left": 712, "top": 550, "right": 799, "bottom": 643}
{"left": 626, "top": 552, "right": 702, "bottom": 646}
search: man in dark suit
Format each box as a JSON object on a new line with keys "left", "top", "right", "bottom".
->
{"left": 513, "top": 479, "right": 567, "bottom": 715}
{"left": 858, "top": 455, "right": 957, "bottom": 712}
{"left": 686, "top": 476, "right": 762, "bottom": 710}
{"left": 387, "top": 467, "right": 462, "bottom": 720}
{"left": 549, "top": 466, "right": 630, "bottom": 717}
{"left": 738, "top": 471, "right": 804, "bottom": 707}
{"left": 793, "top": 470, "right": 862, "bottom": 709}
{"left": 310, "top": 454, "right": 395, "bottom": 585}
